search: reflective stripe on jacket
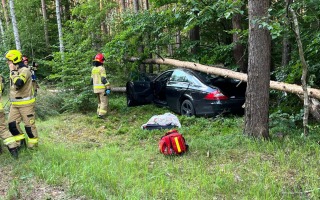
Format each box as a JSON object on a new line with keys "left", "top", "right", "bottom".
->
{"left": 3, "top": 136, "right": 16, "bottom": 145}
{"left": 10, "top": 96, "right": 36, "bottom": 105}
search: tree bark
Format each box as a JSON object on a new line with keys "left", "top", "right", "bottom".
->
{"left": 232, "top": 8, "right": 246, "bottom": 72}
{"left": 297, "top": 96, "right": 320, "bottom": 122}
{"left": 289, "top": 7, "right": 309, "bottom": 136}
{"left": 244, "top": 0, "right": 271, "bottom": 139}
{"left": 119, "top": 0, "right": 126, "bottom": 12}
{"left": 8, "top": 0, "right": 20, "bottom": 50}
{"left": 281, "top": 36, "right": 291, "bottom": 66}
{"left": 144, "top": 0, "right": 149, "bottom": 10}
{"left": 0, "top": 17, "right": 5, "bottom": 46}
{"left": 55, "top": 0, "right": 64, "bottom": 58}
{"left": 133, "top": 0, "right": 139, "bottom": 12}
{"left": 41, "top": 0, "right": 50, "bottom": 49}
{"left": 138, "top": 45, "right": 146, "bottom": 73}
{"left": 189, "top": 11, "right": 200, "bottom": 55}
{"left": 132, "top": 0, "right": 145, "bottom": 73}
{"left": 64, "top": 0, "right": 71, "bottom": 20}
{"left": 309, "top": 98, "right": 320, "bottom": 121}
{"left": 176, "top": 31, "right": 181, "bottom": 49}
{"left": 1, "top": 0, "right": 9, "bottom": 28}
{"left": 100, "top": 0, "right": 107, "bottom": 35}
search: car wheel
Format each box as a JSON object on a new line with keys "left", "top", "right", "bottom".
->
{"left": 181, "top": 99, "right": 195, "bottom": 117}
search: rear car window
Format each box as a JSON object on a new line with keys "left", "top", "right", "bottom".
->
{"left": 194, "top": 71, "right": 217, "bottom": 84}
{"left": 170, "top": 70, "right": 189, "bottom": 83}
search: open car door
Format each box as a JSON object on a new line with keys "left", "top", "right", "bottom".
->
{"left": 126, "top": 80, "right": 153, "bottom": 107}
{"left": 152, "top": 71, "right": 173, "bottom": 106}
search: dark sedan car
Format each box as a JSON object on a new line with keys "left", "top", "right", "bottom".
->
{"left": 126, "top": 68, "right": 246, "bottom": 117}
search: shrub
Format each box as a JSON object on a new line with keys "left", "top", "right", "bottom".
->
{"left": 35, "top": 87, "right": 64, "bottom": 120}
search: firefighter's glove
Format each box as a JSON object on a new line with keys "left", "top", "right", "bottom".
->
{"left": 105, "top": 89, "right": 111, "bottom": 95}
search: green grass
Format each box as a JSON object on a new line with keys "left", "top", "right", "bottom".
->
{"left": 1, "top": 94, "right": 320, "bottom": 199}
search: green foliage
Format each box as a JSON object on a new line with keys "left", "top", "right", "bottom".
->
{"left": 35, "top": 88, "right": 64, "bottom": 120}
{"left": 269, "top": 110, "right": 303, "bottom": 135}
{"left": 58, "top": 90, "right": 96, "bottom": 114}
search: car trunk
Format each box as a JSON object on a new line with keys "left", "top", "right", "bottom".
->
{"left": 210, "top": 78, "right": 246, "bottom": 98}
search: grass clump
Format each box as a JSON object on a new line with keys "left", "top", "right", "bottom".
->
{"left": 34, "top": 88, "right": 64, "bottom": 120}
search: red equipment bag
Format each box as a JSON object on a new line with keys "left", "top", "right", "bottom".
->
{"left": 159, "top": 129, "right": 188, "bottom": 155}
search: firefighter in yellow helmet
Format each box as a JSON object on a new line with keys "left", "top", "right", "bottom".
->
{"left": 91, "top": 53, "right": 110, "bottom": 118}
{"left": 0, "top": 74, "right": 19, "bottom": 158}
{"left": 5, "top": 50, "right": 38, "bottom": 150}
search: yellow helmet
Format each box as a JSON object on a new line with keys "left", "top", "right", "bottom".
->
{"left": 5, "top": 50, "right": 22, "bottom": 64}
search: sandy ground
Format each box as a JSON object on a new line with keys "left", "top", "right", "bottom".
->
{"left": 0, "top": 152, "right": 76, "bottom": 200}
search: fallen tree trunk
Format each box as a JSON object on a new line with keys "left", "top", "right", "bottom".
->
{"left": 309, "top": 98, "right": 320, "bottom": 121}
{"left": 128, "top": 57, "right": 320, "bottom": 100}
{"left": 48, "top": 87, "right": 126, "bottom": 93}
{"left": 111, "top": 87, "right": 126, "bottom": 92}
{"left": 298, "top": 96, "right": 320, "bottom": 122}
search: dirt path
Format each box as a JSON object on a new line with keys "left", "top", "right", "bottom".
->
{"left": 0, "top": 158, "right": 75, "bottom": 200}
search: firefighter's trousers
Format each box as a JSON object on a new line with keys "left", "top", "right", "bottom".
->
{"left": 96, "top": 93, "right": 108, "bottom": 116}
{"left": 8, "top": 105, "right": 38, "bottom": 148}
{"left": 0, "top": 111, "right": 19, "bottom": 149}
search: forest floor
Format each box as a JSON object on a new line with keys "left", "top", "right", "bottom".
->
{"left": 0, "top": 157, "right": 71, "bottom": 200}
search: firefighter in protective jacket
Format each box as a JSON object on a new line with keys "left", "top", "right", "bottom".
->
{"left": 91, "top": 53, "right": 110, "bottom": 118}
{"left": 0, "top": 75, "right": 19, "bottom": 158}
{"left": 22, "top": 55, "right": 39, "bottom": 96}
{"left": 5, "top": 50, "right": 38, "bottom": 149}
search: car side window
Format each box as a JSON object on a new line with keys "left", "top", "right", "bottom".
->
{"left": 169, "top": 70, "right": 202, "bottom": 87}
{"left": 170, "top": 70, "right": 190, "bottom": 83}
{"left": 187, "top": 75, "right": 202, "bottom": 86}
{"left": 156, "top": 71, "right": 172, "bottom": 82}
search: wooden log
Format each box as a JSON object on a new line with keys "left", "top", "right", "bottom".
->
{"left": 111, "top": 87, "right": 126, "bottom": 92}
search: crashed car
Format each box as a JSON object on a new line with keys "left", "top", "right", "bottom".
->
{"left": 126, "top": 68, "right": 246, "bottom": 117}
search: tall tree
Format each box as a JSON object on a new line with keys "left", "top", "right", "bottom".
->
{"left": 41, "top": 0, "right": 50, "bottom": 49}
{"left": 1, "top": 0, "right": 9, "bottom": 28}
{"left": 119, "top": 0, "right": 126, "bottom": 11}
{"left": 289, "top": 6, "right": 309, "bottom": 136}
{"left": 232, "top": 2, "right": 246, "bottom": 72}
{"left": 100, "top": 0, "right": 107, "bottom": 35}
{"left": 55, "top": 0, "right": 64, "bottom": 57}
{"left": 0, "top": 17, "right": 5, "bottom": 46}
{"left": 189, "top": 10, "right": 200, "bottom": 56}
{"left": 8, "top": 0, "right": 20, "bottom": 50}
{"left": 281, "top": 35, "right": 291, "bottom": 67}
{"left": 64, "top": 0, "right": 71, "bottom": 20}
{"left": 144, "top": 0, "right": 149, "bottom": 10}
{"left": 133, "top": 0, "right": 139, "bottom": 12}
{"left": 132, "top": 0, "right": 145, "bottom": 73}
{"left": 244, "top": 0, "right": 271, "bottom": 139}
{"left": 281, "top": 0, "right": 291, "bottom": 67}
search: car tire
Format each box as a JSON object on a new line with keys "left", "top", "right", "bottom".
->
{"left": 181, "top": 99, "right": 195, "bottom": 117}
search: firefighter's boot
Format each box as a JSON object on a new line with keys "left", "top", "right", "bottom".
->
{"left": 17, "top": 139, "right": 27, "bottom": 152}
{"left": 20, "top": 139, "right": 26, "bottom": 149}
{"left": 8, "top": 147, "right": 18, "bottom": 159}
